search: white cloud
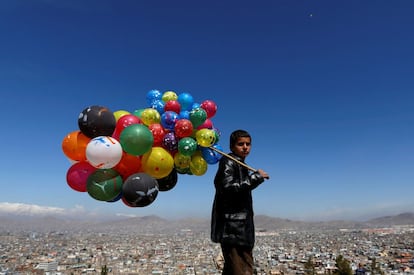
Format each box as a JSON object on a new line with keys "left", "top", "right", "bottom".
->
{"left": 0, "top": 202, "right": 66, "bottom": 216}
{"left": 0, "top": 202, "right": 99, "bottom": 219}
{"left": 115, "top": 213, "right": 138, "bottom": 218}
{"left": 0, "top": 202, "right": 123, "bottom": 221}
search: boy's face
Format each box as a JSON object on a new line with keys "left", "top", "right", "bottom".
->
{"left": 231, "top": 137, "right": 251, "bottom": 160}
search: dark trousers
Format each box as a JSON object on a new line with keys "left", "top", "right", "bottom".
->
{"left": 221, "top": 244, "right": 254, "bottom": 275}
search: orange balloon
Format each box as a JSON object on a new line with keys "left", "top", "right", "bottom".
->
{"left": 114, "top": 152, "right": 143, "bottom": 180}
{"left": 62, "top": 130, "right": 91, "bottom": 161}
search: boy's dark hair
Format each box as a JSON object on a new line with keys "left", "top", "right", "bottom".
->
{"left": 230, "top": 129, "right": 251, "bottom": 149}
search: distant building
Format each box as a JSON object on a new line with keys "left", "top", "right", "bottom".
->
{"left": 35, "top": 260, "right": 58, "bottom": 272}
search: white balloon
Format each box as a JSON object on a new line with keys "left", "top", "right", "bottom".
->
{"left": 86, "top": 136, "right": 123, "bottom": 169}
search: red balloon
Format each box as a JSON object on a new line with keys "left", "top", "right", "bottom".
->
{"left": 66, "top": 161, "right": 96, "bottom": 192}
{"left": 174, "top": 119, "right": 194, "bottom": 138}
{"left": 121, "top": 196, "right": 135, "bottom": 207}
{"left": 116, "top": 114, "right": 141, "bottom": 131}
{"left": 112, "top": 129, "right": 121, "bottom": 141}
{"left": 149, "top": 123, "right": 167, "bottom": 146}
{"left": 113, "top": 114, "right": 142, "bottom": 140}
{"left": 164, "top": 100, "right": 181, "bottom": 114}
{"left": 197, "top": 118, "right": 213, "bottom": 130}
{"left": 200, "top": 100, "right": 217, "bottom": 118}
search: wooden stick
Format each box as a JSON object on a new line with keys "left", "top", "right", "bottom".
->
{"left": 208, "top": 146, "right": 258, "bottom": 172}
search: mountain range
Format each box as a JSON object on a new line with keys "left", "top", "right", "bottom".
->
{"left": 1, "top": 212, "right": 414, "bottom": 234}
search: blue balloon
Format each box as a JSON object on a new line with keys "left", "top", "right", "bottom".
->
{"left": 179, "top": 110, "right": 190, "bottom": 120}
{"left": 151, "top": 100, "right": 165, "bottom": 114}
{"left": 161, "top": 111, "right": 179, "bottom": 131}
{"left": 201, "top": 144, "right": 223, "bottom": 164}
{"left": 146, "top": 89, "right": 162, "bottom": 106}
{"left": 107, "top": 192, "right": 123, "bottom": 202}
{"left": 177, "top": 92, "right": 194, "bottom": 111}
{"left": 191, "top": 102, "right": 200, "bottom": 110}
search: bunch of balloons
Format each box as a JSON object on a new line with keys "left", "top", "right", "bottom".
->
{"left": 61, "top": 90, "right": 223, "bottom": 208}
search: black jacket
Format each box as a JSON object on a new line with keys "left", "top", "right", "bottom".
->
{"left": 211, "top": 153, "right": 265, "bottom": 248}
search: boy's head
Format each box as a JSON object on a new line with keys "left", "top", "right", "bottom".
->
{"left": 230, "top": 129, "right": 252, "bottom": 159}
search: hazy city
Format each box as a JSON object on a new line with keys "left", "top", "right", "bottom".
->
{"left": 1, "top": 213, "right": 414, "bottom": 275}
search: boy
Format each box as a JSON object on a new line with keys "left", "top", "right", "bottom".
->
{"left": 211, "top": 129, "right": 269, "bottom": 275}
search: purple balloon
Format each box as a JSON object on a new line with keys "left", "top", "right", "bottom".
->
{"left": 162, "top": 132, "right": 178, "bottom": 152}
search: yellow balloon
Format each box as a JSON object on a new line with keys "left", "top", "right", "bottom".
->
{"left": 195, "top": 129, "right": 216, "bottom": 147}
{"left": 190, "top": 151, "right": 208, "bottom": 176}
{"left": 162, "top": 91, "right": 178, "bottom": 102}
{"left": 140, "top": 108, "right": 161, "bottom": 126}
{"left": 174, "top": 152, "right": 191, "bottom": 169}
{"left": 142, "top": 147, "right": 174, "bottom": 179}
{"left": 113, "top": 110, "right": 131, "bottom": 121}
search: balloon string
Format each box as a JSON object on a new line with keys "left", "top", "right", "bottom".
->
{"left": 208, "top": 146, "right": 258, "bottom": 172}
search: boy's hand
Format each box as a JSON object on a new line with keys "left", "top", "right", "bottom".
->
{"left": 257, "top": 169, "right": 269, "bottom": 179}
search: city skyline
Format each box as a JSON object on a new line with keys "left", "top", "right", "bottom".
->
{"left": 1, "top": 1, "right": 413, "bottom": 222}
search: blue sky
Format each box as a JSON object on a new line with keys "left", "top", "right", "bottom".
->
{"left": 0, "top": 0, "right": 413, "bottom": 221}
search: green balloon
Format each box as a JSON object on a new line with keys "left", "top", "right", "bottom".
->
{"left": 213, "top": 128, "right": 220, "bottom": 143}
{"left": 178, "top": 137, "right": 198, "bottom": 156}
{"left": 120, "top": 124, "right": 154, "bottom": 156}
{"left": 176, "top": 166, "right": 191, "bottom": 175}
{"left": 189, "top": 108, "right": 207, "bottom": 128}
{"left": 174, "top": 152, "right": 191, "bottom": 169}
{"left": 133, "top": 108, "right": 145, "bottom": 118}
{"left": 87, "top": 169, "right": 123, "bottom": 201}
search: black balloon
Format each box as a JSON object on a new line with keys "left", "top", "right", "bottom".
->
{"left": 122, "top": 173, "right": 159, "bottom": 207}
{"left": 78, "top": 105, "right": 116, "bottom": 138}
{"left": 157, "top": 168, "right": 178, "bottom": 191}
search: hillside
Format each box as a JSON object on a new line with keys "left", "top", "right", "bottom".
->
{"left": 1, "top": 212, "right": 413, "bottom": 233}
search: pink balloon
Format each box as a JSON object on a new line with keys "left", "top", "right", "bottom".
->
{"left": 66, "top": 161, "right": 96, "bottom": 192}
